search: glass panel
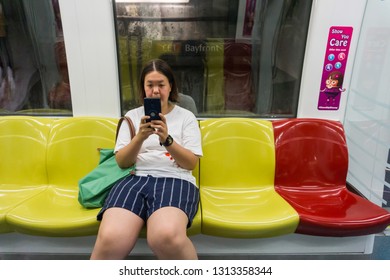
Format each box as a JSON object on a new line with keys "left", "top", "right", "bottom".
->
{"left": 0, "top": 0, "right": 71, "bottom": 116}
{"left": 114, "top": 0, "right": 312, "bottom": 117}
{"left": 344, "top": 0, "right": 390, "bottom": 210}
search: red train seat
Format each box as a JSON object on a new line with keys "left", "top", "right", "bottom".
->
{"left": 272, "top": 118, "right": 390, "bottom": 236}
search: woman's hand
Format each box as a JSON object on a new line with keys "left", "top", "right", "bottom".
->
{"left": 137, "top": 116, "right": 157, "bottom": 141}
{"left": 149, "top": 113, "right": 169, "bottom": 144}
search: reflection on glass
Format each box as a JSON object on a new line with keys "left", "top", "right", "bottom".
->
{"left": 114, "top": 0, "right": 312, "bottom": 118}
{"left": 0, "top": 0, "right": 71, "bottom": 116}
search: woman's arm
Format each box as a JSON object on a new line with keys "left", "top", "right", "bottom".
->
{"left": 163, "top": 139, "right": 199, "bottom": 170}
{"left": 152, "top": 114, "right": 200, "bottom": 170}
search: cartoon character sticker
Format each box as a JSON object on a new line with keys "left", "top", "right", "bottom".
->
{"left": 318, "top": 26, "right": 353, "bottom": 110}
{"left": 320, "top": 71, "right": 346, "bottom": 105}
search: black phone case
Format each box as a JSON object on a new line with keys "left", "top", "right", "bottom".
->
{"left": 144, "top": 98, "right": 161, "bottom": 122}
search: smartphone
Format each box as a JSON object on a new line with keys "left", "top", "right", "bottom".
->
{"left": 144, "top": 98, "right": 161, "bottom": 122}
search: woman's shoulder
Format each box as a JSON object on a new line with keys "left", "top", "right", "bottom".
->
{"left": 124, "top": 106, "right": 144, "bottom": 119}
{"left": 173, "top": 104, "right": 196, "bottom": 118}
{"left": 171, "top": 105, "right": 197, "bottom": 123}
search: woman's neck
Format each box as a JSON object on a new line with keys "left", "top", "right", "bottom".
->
{"left": 162, "top": 101, "right": 174, "bottom": 115}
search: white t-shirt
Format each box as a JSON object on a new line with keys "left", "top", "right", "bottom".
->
{"left": 115, "top": 105, "right": 202, "bottom": 186}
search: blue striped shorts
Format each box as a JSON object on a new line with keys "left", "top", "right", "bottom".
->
{"left": 97, "top": 175, "right": 199, "bottom": 228}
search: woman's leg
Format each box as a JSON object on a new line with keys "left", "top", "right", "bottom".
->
{"left": 90, "top": 207, "right": 144, "bottom": 259}
{"left": 146, "top": 207, "right": 198, "bottom": 260}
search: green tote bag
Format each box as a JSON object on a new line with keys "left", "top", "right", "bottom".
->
{"left": 78, "top": 116, "right": 135, "bottom": 208}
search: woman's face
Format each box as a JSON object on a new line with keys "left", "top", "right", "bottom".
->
{"left": 144, "top": 71, "right": 171, "bottom": 106}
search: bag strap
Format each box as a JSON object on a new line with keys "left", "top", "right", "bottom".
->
{"left": 116, "top": 116, "right": 135, "bottom": 140}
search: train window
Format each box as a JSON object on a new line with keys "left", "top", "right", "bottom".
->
{"left": 113, "top": 0, "right": 312, "bottom": 117}
{"left": 0, "top": 0, "right": 71, "bottom": 116}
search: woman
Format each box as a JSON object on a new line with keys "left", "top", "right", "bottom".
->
{"left": 90, "top": 59, "right": 202, "bottom": 260}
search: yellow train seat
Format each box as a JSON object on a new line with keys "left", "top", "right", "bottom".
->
{"left": 6, "top": 117, "right": 118, "bottom": 236}
{"left": 0, "top": 117, "right": 53, "bottom": 233}
{"left": 199, "top": 118, "right": 299, "bottom": 238}
{"left": 5, "top": 116, "right": 201, "bottom": 237}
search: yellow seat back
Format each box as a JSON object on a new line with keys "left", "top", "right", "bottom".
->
{"left": 200, "top": 118, "right": 275, "bottom": 189}
{"left": 0, "top": 116, "right": 53, "bottom": 185}
{"left": 46, "top": 117, "right": 118, "bottom": 189}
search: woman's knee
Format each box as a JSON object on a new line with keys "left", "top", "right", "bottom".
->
{"left": 147, "top": 225, "right": 186, "bottom": 252}
{"left": 97, "top": 208, "right": 144, "bottom": 247}
{"left": 96, "top": 226, "right": 121, "bottom": 247}
{"left": 146, "top": 207, "right": 191, "bottom": 255}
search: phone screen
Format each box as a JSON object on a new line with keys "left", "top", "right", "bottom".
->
{"left": 144, "top": 98, "right": 161, "bottom": 122}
